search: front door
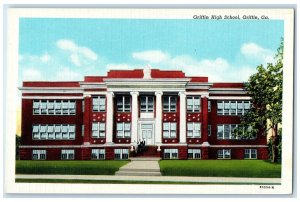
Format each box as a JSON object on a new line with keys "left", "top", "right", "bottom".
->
{"left": 140, "top": 124, "right": 154, "bottom": 145}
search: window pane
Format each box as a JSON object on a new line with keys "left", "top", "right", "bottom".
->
{"left": 163, "top": 123, "right": 169, "bottom": 130}
{"left": 194, "top": 123, "right": 201, "bottom": 130}
{"left": 187, "top": 98, "right": 193, "bottom": 105}
{"left": 92, "top": 123, "right": 98, "bottom": 131}
{"left": 187, "top": 123, "right": 193, "bottom": 131}
{"left": 224, "top": 125, "right": 230, "bottom": 139}
{"left": 124, "top": 123, "right": 131, "bottom": 131}
{"left": 33, "top": 125, "right": 39, "bottom": 132}
{"left": 170, "top": 123, "right": 176, "bottom": 130}
{"left": 69, "top": 125, "right": 75, "bottom": 132}
{"left": 99, "top": 123, "right": 105, "bottom": 131}
{"left": 217, "top": 125, "right": 223, "bottom": 139}
{"left": 117, "top": 123, "right": 123, "bottom": 131}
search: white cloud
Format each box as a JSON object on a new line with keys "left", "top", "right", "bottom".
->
{"left": 22, "top": 68, "right": 43, "bottom": 81}
{"left": 70, "top": 53, "right": 81, "bottom": 67}
{"left": 132, "top": 50, "right": 169, "bottom": 64}
{"left": 40, "top": 53, "right": 51, "bottom": 63}
{"left": 241, "top": 43, "right": 275, "bottom": 64}
{"left": 55, "top": 67, "right": 81, "bottom": 81}
{"left": 56, "top": 39, "right": 98, "bottom": 66}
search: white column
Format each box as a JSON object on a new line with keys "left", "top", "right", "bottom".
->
{"left": 155, "top": 91, "right": 163, "bottom": 148}
{"left": 179, "top": 91, "right": 187, "bottom": 143}
{"left": 106, "top": 91, "right": 114, "bottom": 144}
{"left": 130, "top": 91, "right": 139, "bottom": 144}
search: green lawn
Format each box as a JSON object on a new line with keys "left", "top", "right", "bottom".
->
{"left": 159, "top": 160, "right": 281, "bottom": 178}
{"left": 16, "top": 160, "right": 129, "bottom": 175}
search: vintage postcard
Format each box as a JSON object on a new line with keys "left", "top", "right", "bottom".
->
{"left": 4, "top": 7, "right": 294, "bottom": 195}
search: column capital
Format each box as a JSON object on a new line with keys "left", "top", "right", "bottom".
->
{"left": 178, "top": 91, "right": 186, "bottom": 96}
{"left": 201, "top": 92, "right": 209, "bottom": 98}
{"left": 155, "top": 91, "right": 163, "bottom": 96}
{"left": 83, "top": 94, "right": 91, "bottom": 98}
{"left": 107, "top": 91, "right": 115, "bottom": 97}
{"left": 130, "top": 91, "right": 139, "bottom": 96}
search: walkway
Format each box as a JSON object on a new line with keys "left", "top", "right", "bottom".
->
{"left": 16, "top": 174, "right": 281, "bottom": 184}
{"left": 115, "top": 157, "right": 161, "bottom": 176}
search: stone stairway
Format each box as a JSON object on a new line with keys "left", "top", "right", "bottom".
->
{"left": 115, "top": 157, "right": 162, "bottom": 176}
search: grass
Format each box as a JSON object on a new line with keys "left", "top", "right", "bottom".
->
{"left": 16, "top": 160, "right": 129, "bottom": 175}
{"left": 159, "top": 160, "right": 281, "bottom": 178}
{"left": 15, "top": 178, "right": 280, "bottom": 185}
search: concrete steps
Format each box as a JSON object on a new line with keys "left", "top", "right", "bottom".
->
{"left": 115, "top": 157, "right": 162, "bottom": 176}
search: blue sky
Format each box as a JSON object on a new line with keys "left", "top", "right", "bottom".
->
{"left": 19, "top": 18, "right": 283, "bottom": 83}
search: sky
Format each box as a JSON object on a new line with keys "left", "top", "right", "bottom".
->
{"left": 18, "top": 18, "right": 284, "bottom": 83}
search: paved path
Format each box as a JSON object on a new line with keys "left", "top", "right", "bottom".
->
{"left": 115, "top": 157, "right": 161, "bottom": 176}
{"left": 16, "top": 174, "right": 281, "bottom": 184}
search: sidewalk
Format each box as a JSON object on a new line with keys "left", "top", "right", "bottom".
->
{"left": 15, "top": 174, "right": 281, "bottom": 184}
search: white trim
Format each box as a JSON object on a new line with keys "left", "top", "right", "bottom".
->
{"left": 209, "top": 96, "right": 251, "bottom": 100}
{"left": 104, "top": 78, "right": 190, "bottom": 82}
{"left": 210, "top": 145, "right": 268, "bottom": 148}
{"left": 19, "top": 87, "right": 83, "bottom": 94}
{"left": 83, "top": 92, "right": 107, "bottom": 96}
{"left": 22, "top": 96, "right": 83, "bottom": 99}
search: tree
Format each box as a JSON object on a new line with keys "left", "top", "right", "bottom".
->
{"left": 239, "top": 38, "right": 283, "bottom": 163}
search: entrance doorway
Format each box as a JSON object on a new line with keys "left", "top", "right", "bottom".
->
{"left": 140, "top": 123, "right": 154, "bottom": 145}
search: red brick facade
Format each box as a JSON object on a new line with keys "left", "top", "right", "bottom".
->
{"left": 19, "top": 69, "right": 268, "bottom": 160}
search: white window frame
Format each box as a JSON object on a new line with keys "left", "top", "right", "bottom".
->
{"left": 114, "top": 149, "right": 129, "bottom": 160}
{"left": 163, "top": 122, "right": 177, "bottom": 138}
{"left": 163, "top": 96, "right": 177, "bottom": 112}
{"left": 116, "top": 122, "right": 131, "bottom": 138}
{"left": 32, "top": 150, "right": 46, "bottom": 160}
{"left": 187, "top": 96, "right": 201, "bottom": 112}
{"left": 163, "top": 149, "right": 178, "bottom": 159}
{"left": 61, "top": 149, "right": 75, "bottom": 160}
{"left": 244, "top": 149, "right": 257, "bottom": 159}
{"left": 187, "top": 122, "right": 201, "bottom": 138}
{"left": 208, "top": 124, "right": 211, "bottom": 136}
{"left": 92, "top": 122, "right": 106, "bottom": 138}
{"left": 217, "top": 149, "right": 231, "bottom": 159}
{"left": 217, "top": 124, "right": 255, "bottom": 140}
{"left": 140, "top": 96, "right": 154, "bottom": 113}
{"left": 217, "top": 101, "right": 251, "bottom": 116}
{"left": 188, "top": 149, "right": 201, "bottom": 159}
{"left": 91, "top": 149, "right": 105, "bottom": 160}
{"left": 92, "top": 96, "right": 106, "bottom": 112}
{"left": 32, "top": 124, "right": 76, "bottom": 140}
{"left": 116, "top": 96, "right": 131, "bottom": 112}
{"left": 33, "top": 100, "right": 76, "bottom": 115}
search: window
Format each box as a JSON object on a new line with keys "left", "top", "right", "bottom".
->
{"left": 91, "top": 149, "right": 105, "bottom": 160}
{"left": 116, "top": 122, "right": 131, "bottom": 138}
{"left": 187, "top": 122, "right": 201, "bottom": 138}
{"left": 92, "top": 96, "right": 106, "bottom": 112}
{"left": 217, "top": 124, "right": 255, "bottom": 140}
{"left": 33, "top": 100, "right": 76, "bottom": 115}
{"left": 163, "top": 96, "right": 177, "bottom": 112}
{"left": 163, "top": 122, "right": 177, "bottom": 138}
{"left": 32, "top": 124, "right": 76, "bottom": 140}
{"left": 61, "top": 149, "right": 75, "bottom": 160}
{"left": 217, "top": 101, "right": 251, "bottom": 116}
{"left": 187, "top": 96, "right": 201, "bottom": 112}
{"left": 244, "top": 149, "right": 257, "bottom": 159}
{"left": 114, "top": 149, "right": 129, "bottom": 160}
{"left": 208, "top": 101, "right": 211, "bottom": 112}
{"left": 32, "top": 150, "right": 46, "bottom": 160}
{"left": 92, "top": 122, "right": 105, "bottom": 138}
{"left": 164, "top": 149, "right": 178, "bottom": 159}
{"left": 140, "top": 96, "right": 154, "bottom": 112}
{"left": 218, "top": 149, "right": 231, "bottom": 159}
{"left": 208, "top": 125, "right": 211, "bottom": 136}
{"left": 188, "top": 149, "right": 201, "bottom": 159}
{"left": 82, "top": 125, "right": 85, "bottom": 137}
{"left": 116, "top": 96, "right": 131, "bottom": 112}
